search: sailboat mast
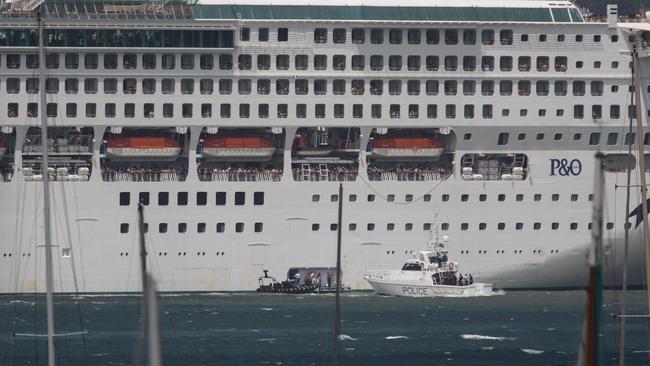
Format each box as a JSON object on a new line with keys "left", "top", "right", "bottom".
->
{"left": 632, "top": 45, "right": 650, "bottom": 318}
{"left": 38, "top": 10, "right": 57, "bottom": 366}
{"left": 332, "top": 183, "right": 343, "bottom": 366}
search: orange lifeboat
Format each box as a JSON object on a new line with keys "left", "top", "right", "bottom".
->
{"left": 201, "top": 136, "right": 275, "bottom": 161}
{"left": 371, "top": 137, "right": 443, "bottom": 160}
{"left": 106, "top": 136, "right": 181, "bottom": 161}
{"left": 0, "top": 139, "right": 6, "bottom": 157}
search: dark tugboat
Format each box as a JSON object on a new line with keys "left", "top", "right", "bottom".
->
{"left": 256, "top": 268, "right": 349, "bottom": 294}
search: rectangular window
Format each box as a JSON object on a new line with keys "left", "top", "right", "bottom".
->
{"left": 178, "top": 223, "right": 187, "bottom": 233}
{"left": 120, "top": 223, "right": 129, "bottom": 234}
{"left": 197, "top": 223, "right": 206, "bottom": 233}
{"left": 254, "top": 192, "right": 265, "bottom": 205}
{"left": 196, "top": 192, "right": 207, "bottom": 206}
{"left": 235, "top": 192, "right": 245, "bottom": 205}
{"left": 216, "top": 223, "right": 225, "bottom": 233}
{"left": 158, "top": 192, "right": 169, "bottom": 206}
{"left": 255, "top": 223, "right": 264, "bottom": 233}
{"left": 119, "top": 192, "right": 130, "bottom": 206}
{"left": 139, "top": 192, "right": 150, "bottom": 205}
{"left": 216, "top": 192, "right": 226, "bottom": 205}
{"left": 159, "top": 223, "right": 168, "bottom": 233}
{"left": 236, "top": 223, "right": 245, "bottom": 233}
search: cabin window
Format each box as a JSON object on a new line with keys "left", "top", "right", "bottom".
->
{"left": 367, "top": 194, "right": 375, "bottom": 202}
{"left": 258, "top": 28, "right": 269, "bottom": 41}
{"left": 158, "top": 192, "right": 169, "bottom": 206}
{"left": 178, "top": 223, "right": 187, "bottom": 233}
{"left": 254, "top": 192, "right": 264, "bottom": 205}
{"left": 236, "top": 223, "right": 245, "bottom": 232}
{"left": 119, "top": 192, "right": 130, "bottom": 206}
{"left": 278, "top": 28, "right": 288, "bottom": 42}
{"left": 461, "top": 223, "right": 469, "bottom": 230}
{"left": 235, "top": 192, "right": 245, "bottom": 206}
{"left": 159, "top": 223, "right": 168, "bottom": 233}
{"left": 120, "top": 223, "right": 129, "bottom": 234}
{"left": 367, "top": 223, "right": 375, "bottom": 231}
{"left": 255, "top": 223, "right": 264, "bottom": 233}
{"left": 352, "top": 29, "right": 365, "bottom": 44}
{"left": 349, "top": 223, "right": 357, "bottom": 231}
{"left": 196, "top": 192, "right": 207, "bottom": 206}
{"left": 138, "top": 192, "right": 150, "bottom": 205}
{"left": 312, "top": 223, "right": 320, "bottom": 231}
{"left": 216, "top": 223, "right": 225, "bottom": 233}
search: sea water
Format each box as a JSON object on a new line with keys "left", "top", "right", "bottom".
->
{"left": 0, "top": 291, "right": 648, "bottom": 365}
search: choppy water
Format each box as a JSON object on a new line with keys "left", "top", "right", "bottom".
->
{"left": 0, "top": 291, "right": 648, "bottom": 365}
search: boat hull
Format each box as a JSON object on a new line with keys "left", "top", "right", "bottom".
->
{"left": 364, "top": 277, "right": 493, "bottom": 297}
{"left": 202, "top": 147, "right": 275, "bottom": 161}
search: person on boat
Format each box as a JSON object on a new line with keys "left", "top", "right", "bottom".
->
{"left": 316, "top": 272, "right": 322, "bottom": 287}
{"left": 469, "top": 274, "right": 474, "bottom": 285}
{"left": 459, "top": 274, "right": 465, "bottom": 286}
{"left": 293, "top": 271, "right": 301, "bottom": 285}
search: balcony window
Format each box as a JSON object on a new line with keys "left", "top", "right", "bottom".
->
{"left": 445, "top": 29, "right": 458, "bottom": 45}
{"left": 407, "top": 56, "right": 420, "bottom": 71}
{"left": 140, "top": 79, "right": 154, "bottom": 95}
{"left": 276, "top": 79, "right": 289, "bottom": 95}
{"left": 143, "top": 54, "right": 156, "bottom": 69}
{"left": 220, "top": 104, "right": 230, "bottom": 118}
{"left": 6, "top": 78, "right": 19, "bottom": 94}
{"left": 574, "top": 105, "right": 584, "bottom": 119}
{"left": 181, "top": 54, "right": 194, "bottom": 70}
{"left": 162, "top": 78, "right": 174, "bottom": 94}
{"left": 314, "top": 28, "right": 327, "bottom": 43}
{"left": 27, "top": 78, "right": 39, "bottom": 94}
{"left": 426, "top": 29, "right": 439, "bottom": 44}
{"left": 445, "top": 104, "right": 456, "bottom": 118}
{"left": 257, "top": 54, "right": 270, "bottom": 70}
{"left": 46, "top": 53, "right": 59, "bottom": 69}
{"left": 371, "top": 104, "right": 382, "bottom": 118}
{"left": 333, "top": 28, "right": 346, "bottom": 44}
{"left": 370, "top": 55, "right": 383, "bottom": 71}
{"left": 427, "top": 105, "right": 437, "bottom": 118}
{"left": 257, "top": 79, "right": 270, "bottom": 95}
{"left": 27, "top": 54, "right": 38, "bottom": 69}
{"left": 201, "top": 104, "right": 211, "bottom": 118}
{"left": 407, "top": 29, "right": 421, "bottom": 44}
{"left": 200, "top": 79, "right": 213, "bottom": 95}
{"left": 444, "top": 56, "right": 457, "bottom": 71}
{"left": 389, "top": 80, "right": 401, "bottom": 95}
{"left": 370, "top": 29, "right": 383, "bottom": 44}
{"left": 463, "top": 56, "right": 476, "bottom": 71}
{"left": 200, "top": 55, "right": 214, "bottom": 70}
{"left": 314, "top": 79, "right": 327, "bottom": 95}
{"left": 65, "top": 54, "right": 79, "bottom": 69}
{"left": 353, "top": 104, "right": 363, "bottom": 118}
{"left": 278, "top": 104, "right": 288, "bottom": 118}
{"left": 573, "top": 81, "right": 585, "bottom": 96}
{"left": 591, "top": 81, "right": 604, "bottom": 96}
{"left": 592, "top": 105, "right": 602, "bottom": 119}
{"left": 144, "top": 103, "right": 154, "bottom": 118}
{"left": 555, "top": 56, "right": 568, "bottom": 71}
{"left": 123, "top": 78, "right": 137, "bottom": 94}
{"left": 181, "top": 79, "right": 194, "bottom": 94}
{"left": 408, "top": 104, "right": 419, "bottom": 119}
{"left": 104, "top": 53, "right": 117, "bottom": 69}
{"left": 426, "top": 80, "right": 438, "bottom": 95}
{"left": 219, "top": 79, "right": 232, "bottom": 94}
{"left": 536, "top": 56, "right": 549, "bottom": 71}
{"left": 463, "top": 29, "right": 476, "bottom": 45}
{"left": 314, "top": 55, "right": 327, "bottom": 70}
{"left": 481, "top": 56, "right": 494, "bottom": 71}
{"left": 352, "top": 28, "right": 365, "bottom": 44}
{"left": 315, "top": 104, "right": 325, "bottom": 118}
{"left": 276, "top": 54, "right": 289, "bottom": 70}
{"left": 333, "top": 79, "right": 345, "bottom": 95}
{"left": 238, "top": 54, "right": 251, "bottom": 70}
{"left": 389, "top": 29, "right": 402, "bottom": 44}
{"left": 389, "top": 104, "right": 400, "bottom": 118}
{"left": 426, "top": 56, "right": 439, "bottom": 71}
{"left": 162, "top": 54, "right": 175, "bottom": 69}
{"left": 463, "top": 80, "right": 476, "bottom": 96}
{"left": 84, "top": 54, "right": 97, "bottom": 69}
{"left": 518, "top": 56, "right": 531, "bottom": 71}
{"left": 182, "top": 104, "right": 192, "bottom": 118}
{"left": 238, "top": 79, "right": 251, "bottom": 95}
{"left": 500, "top": 80, "right": 512, "bottom": 96}
{"left": 46, "top": 78, "right": 59, "bottom": 94}
{"left": 296, "top": 104, "right": 306, "bottom": 118}
{"left": 239, "top": 104, "right": 250, "bottom": 118}
{"left": 334, "top": 104, "right": 344, "bottom": 118}
{"left": 258, "top": 28, "right": 269, "bottom": 41}
{"left": 352, "top": 55, "right": 364, "bottom": 71}
{"left": 7, "top": 54, "right": 20, "bottom": 68}
{"left": 27, "top": 103, "right": 37, "bottom": 117}
{"left": 352, "top": 80, "right": 364, "bottom": 95}
{"left": 444, "top": 80, "right": 457, "bottom": 96}
{"left": 500, "top": 30, "right": 513, "bottom": 45}
{"left": 65, "top": 78, "right": 79, "bottom": 94}
{"left": 518, "top": 81, "right": 531, "bottom": 96}
{"left": 123, "top": 53, "right": 136, "bottom": 69}
{"left": 219, "top": 54, "right": 232, "bottom": 70}
{"left": 482, "top": 104, "right": 493, "bottom": 118}
{"left": 7, "top": 103, "right": 18, "bottom": 118}
{"left": 407, "top": 80, "right": 420, "bottom": 95}
{"left": 481, "top": 30, "right": 494, "bottom": 45}
{"left": 333, "top": 55, "right": 346, "bottom": 70}
{"left": 555, "top": 80, "right": 567, "bottom": 96}
{"left": 295, "top": 55, "right": 308, "bottom": 70}
{"left": 259, "top": 104, "right": 269, "bottom": 118}
{"left": 389, "top": 55, "right": 402, "bottom": 71}
{"left": 370, "top": 80, "right": 383, "bottom": 95}
{"left": 103, "top": 78, "right": 116, "bottom": 94}
{"left": 105, "top": 103, "right": 116, "bottom": 118}
{"left": 464, "top": 104, "right": 474, "bottom": 118}
{"left": 500, "top": 56, "right": 513, "bottom": 71}
{"left": 536, "top": 80, "right": 549, "bottom": 96}
{"left": 124, "top": 103, "right": 134, "bottom": 118}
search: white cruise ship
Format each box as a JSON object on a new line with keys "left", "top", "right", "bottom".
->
{"left": 0, "top": 0, "right": 648, "bottom": 293}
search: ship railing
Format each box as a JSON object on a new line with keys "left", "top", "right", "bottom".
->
{"left": 292, "top": 171, "right": 357, "bottom": 182}
{"left": 102, "top": 171, "right": 187, "bottom": 182}
{"left": 198, "top": 171, "right": 282, "bottom": 182}
{"left": 367, "top": 170, "right": 452, "bottom": 181}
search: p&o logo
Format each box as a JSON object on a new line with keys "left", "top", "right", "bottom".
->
{"left": 550, "top": 159, "right": 582, "bottom": 176}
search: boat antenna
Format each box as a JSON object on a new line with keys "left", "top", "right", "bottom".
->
{"left": 332, "top": 183, "right": 343, "bottom": 366}
{"left": 37, "top": 7, "right": 57, "bottom": 366}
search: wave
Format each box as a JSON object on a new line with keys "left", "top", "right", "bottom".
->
{"left": 461, "top": 334, "right": 516, "bottom": 341}
{"left": 385, "top": 336, "right": 409, "bottom": 340}
{"left": 521, "top": 348, "right": 544, "bottom": 355}
{"left": 260, "top": 307, "right": 273, "bottom": 311}
{"left": 481, "top": 347, "right": 495, "bottom": 351}
{"left": 338, "top": 335, "right": 358, "bottom": 341}
{"left": 633, "top": 350, "right": 650, "bottom": 354}
{"left": 257, "top": 338, "right": 277, "bottom": 343}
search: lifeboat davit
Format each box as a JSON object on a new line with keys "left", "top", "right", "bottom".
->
{"left": 293, "top": 135, "right": 334, "bottom": 157}
{"left": 0, "top": 140, "right": 6, "bottom": 157}
{"left": 371, "top": 137, "right": 443, "bottom": 160}
{"left": 106, "top": 137, "right": 181, "bottom": 161}
{"left": 201, "top": 136, "right": 275, "bottom": 161}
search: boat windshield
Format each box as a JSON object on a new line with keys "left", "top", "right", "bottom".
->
{"left": 401, "top": 263, "right": 422, "bottom": 271}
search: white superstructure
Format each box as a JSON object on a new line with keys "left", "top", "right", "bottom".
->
{"left": 0, "top": 0, "right": 648, "bottom": 293}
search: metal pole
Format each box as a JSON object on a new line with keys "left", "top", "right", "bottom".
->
{"left": 632, "top": 46, "right": 650, "bottom": 320}
{"left": 332, "top": 183, "right": 343, "bottom": 366}
{"left": 38, "top": 11, "right": 56, "bottom": 366}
